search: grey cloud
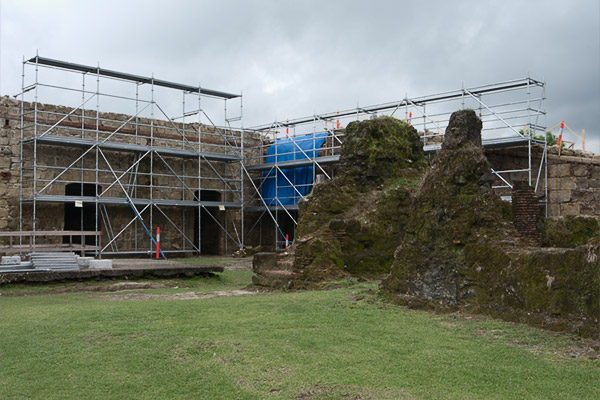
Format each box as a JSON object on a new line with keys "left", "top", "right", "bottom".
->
{"left": 1, "top": 0, "right": 598, "bottom": 147}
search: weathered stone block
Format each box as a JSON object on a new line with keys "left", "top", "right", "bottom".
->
{"left": 549, "top": 190, "right": 571, "bottom": 204}
{"left": 547, "top": 177, "right": 560, "bottom": 190}
{"left": 560, "top": 203, "right": 580, "bottom": 216}
{"left": 0, "top": 157, "right": 10, "bottom": 169}
{"left": 77, "top": 256, "right": 94, "bottom": 268}
{"left": 252, "top": 252, "right": 278, "bottom": 273}
{"left": 573, "top": 165, "right": 589, "bottom": 177}
{"left": 549, "top": 163, "right": 570, "bottom": 178}
{"left": 548, "top": 177, "right": 576, "bottom": 191}
{"left": 559, "top": 178, "right": 577, "bottom": 190}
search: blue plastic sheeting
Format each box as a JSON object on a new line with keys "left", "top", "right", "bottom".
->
{"left": 262, "top": 133, "right": 328, "bottom": 206}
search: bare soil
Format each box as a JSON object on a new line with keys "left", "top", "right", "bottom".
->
{"left": 107, "top": 289, "right": 257, "bottom": 301}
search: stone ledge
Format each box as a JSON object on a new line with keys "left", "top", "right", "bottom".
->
{"left": 547, "top": 153, "right": 600, "bottom": 165}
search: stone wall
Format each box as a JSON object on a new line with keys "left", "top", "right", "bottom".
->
{"left": 485, "top": 145, "right": 600, "bottom": 219}
{"left": 546, "top": 147, "right": 600, "bottom": 217}
{"left": 0, "top": 99, "right": 20, "bottom": 232}
{"left": 0, "top": 96, "right": 258, "bottom": 256}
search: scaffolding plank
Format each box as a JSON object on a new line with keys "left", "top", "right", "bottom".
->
{"left": 30, "top": 195, "right": 241, "bottom": 209}
{"left": 422, "top": 136, "right": 531, "bottom": 153}
{"left": 247, "top": 136, "right": 532, "bottom": 167}
{"left": 246, "top": 205, "right": 299, "bottom": 212}
{"left": 245, "top": 155, "right": 340, "bottom": 171}
{"left": 25, "top": 135, "right": 240, "bottom": 162}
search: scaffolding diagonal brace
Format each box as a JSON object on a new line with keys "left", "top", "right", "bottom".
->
{"left": 99, "top": 148, "right": 167, "bottom": 260}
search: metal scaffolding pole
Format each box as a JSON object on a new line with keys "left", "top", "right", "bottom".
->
{"left": 245, "top": 77, "right": 546, "bottom": 251}
{"left": 19, "top": 55, "right": 244, "bottom": 258}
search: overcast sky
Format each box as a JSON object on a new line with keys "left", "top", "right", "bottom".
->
{"left": 1, "top": 0, "right": 599, "bottom": 149}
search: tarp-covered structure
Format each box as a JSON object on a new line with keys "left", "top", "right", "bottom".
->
{"left": 262, "top": 133, "right": 328, "bottom": 206}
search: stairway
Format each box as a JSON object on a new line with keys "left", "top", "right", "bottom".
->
{"left": 252, "top": 252, "right": 296, "bottom": 288}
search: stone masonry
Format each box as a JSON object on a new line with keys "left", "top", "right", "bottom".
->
{"left": 0, "top": 96, "right": 260, "bottom": 255}
{"left": 485, "top": 145, "right": 600, "bottom": 220}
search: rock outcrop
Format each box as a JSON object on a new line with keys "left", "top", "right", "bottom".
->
{"left": 382, "top": 110, "right": 517, "bottom": 304}
{"left": 253, "top": 110, "right": 599, "bottom": 337}
{"left": 382, "top": 110, "right": 599, "bottom": 338}
{"left": 252, "top": 116, "right": 426, "bottom": 288}
{"left": 291, "top": 117, "right": 426, "bottom": 286}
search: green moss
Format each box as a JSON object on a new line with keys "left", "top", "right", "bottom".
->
{"left": 342, "top": 116, "right": 426, "bottom": 186}
{"left": 381, "top": 110, "right": 600, "bottom": 338}
{"left": 542, "top": 216, "right": 599, "bottom": 248}
{"left": 290, "top": 116, "right": 426, "bottom": 287}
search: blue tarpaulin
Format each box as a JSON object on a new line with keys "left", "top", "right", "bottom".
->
{"left": 262, "top": 133, "right": 328, "bottom": 206}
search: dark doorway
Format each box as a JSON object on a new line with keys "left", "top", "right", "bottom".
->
{"left": 194, "top": 190, "right": 221, "bottom": 255}
{"left": 259, "top": 210, "right": 298, "bottom": 252}
{"left": 64, "top": 183, "right": 101, "bottom": 248}
{"left": 278, "top": 211, "right": 298, "bottom": 243}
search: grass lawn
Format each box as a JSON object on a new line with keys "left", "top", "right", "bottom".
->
{"left": 0, "top": 266, "right": 598, "bottom": 399}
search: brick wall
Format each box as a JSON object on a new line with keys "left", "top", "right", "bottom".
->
{"left": 512, "top": 184, "right": 542, "bottom": 244}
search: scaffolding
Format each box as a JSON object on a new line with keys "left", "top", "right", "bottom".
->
{"left": 244, "top": 77, "right": 547, "bottom": 250}
{"left": 18, "top": 55, "right": 247, "bottom": 257}
{"left": 14, "top": 57, "right": 548, "bottom": 254}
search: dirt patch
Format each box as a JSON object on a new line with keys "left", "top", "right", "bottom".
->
{"left": 107, "top": 282, "right": 170, "bottom": 291}
{"left": 508, "top": 335, "right": 600, "bottom": 361}
{"left": 220, "top": 258, "right": 253, "bottom": 270}
{"left": 0, "top": 280, "right": 178, "bottom": 297}
{"left": 107, "top": 289, "right": 257, "bottom": 301}
{"left": 295, "top": 384, "right": 390, "bottom": 400}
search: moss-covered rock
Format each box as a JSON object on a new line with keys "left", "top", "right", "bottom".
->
{"left": 292, "top": 181, "right": 417, "bottom": 288}
{"left": 383, "top": 110, "right": 516, "bottom": 301}
{"left": 542, "top": 215, "right": 599, "bottom": 248}
{"left": 383, "top": 109, "right": 600, "bottom": 338}
{"left": 340, "top": 116, "right": 426, "bottom": 187}
{"left": 290, "top": 117, "right": 425, "bottom": 287}
{"left": 254, "top": 109, "right": 600, "bottom": 337}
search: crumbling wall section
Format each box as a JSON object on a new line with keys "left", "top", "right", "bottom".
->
{"left": 384, "top": 110, "right": 599, "bottom": 338}
{"left": 252, "top": 116, "right": 426, "bottom": 288}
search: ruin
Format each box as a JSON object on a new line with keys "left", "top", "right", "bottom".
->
{"left": 383, "top": 110, "right": 599, "bottom": 338}
{"left": 253, "top": 110, "right": 599, "bottom": 338}
{"left": 0, "top": 57, "right": 598, "bottom": 292}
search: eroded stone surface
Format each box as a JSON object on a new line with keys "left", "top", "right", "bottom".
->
{"left": 382, "top": 110, "right": 599, "bottom": 338}
{"left": 289, "top": 116, "right": 426, "bottom": 287}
